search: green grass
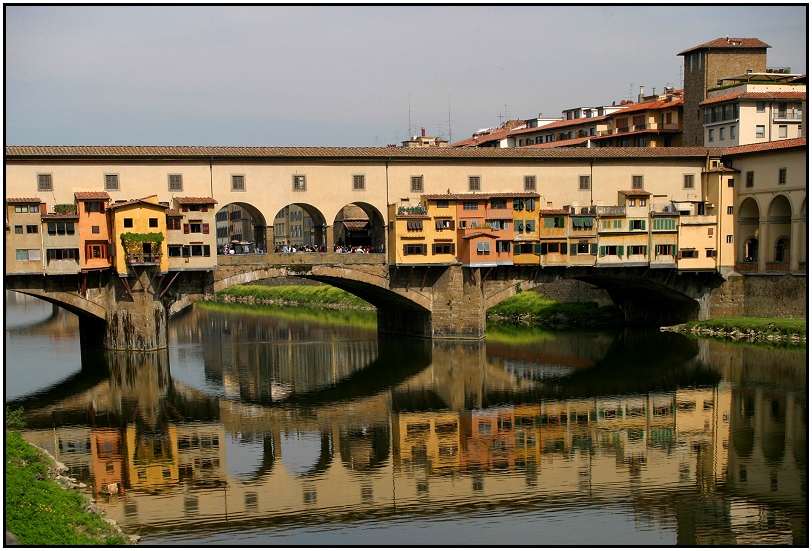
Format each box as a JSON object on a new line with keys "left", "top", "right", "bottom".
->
{"left": 5, "top": 430, "right": 130, "bottom": 545}
{"left": 683, "top": 317, "right": 806, "bottom": 338}
{"left": 197, "top": 299, "right": 378, "bottom": 328}
{"left": 216, "top": 284, "right": 373, "bottom": 308}
{"left": 487, "top": 291, "right": 623, "bottom": 327}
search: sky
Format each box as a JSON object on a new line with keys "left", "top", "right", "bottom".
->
{"left": 5, "top": 4, "right": 808, "bottom": 147}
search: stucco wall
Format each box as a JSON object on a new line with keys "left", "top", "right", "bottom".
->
{"left": 743, "top": 274, "right": 808, "bottom": 318}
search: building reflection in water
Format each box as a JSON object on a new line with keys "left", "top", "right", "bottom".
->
{"left": 14, "top": 315, "right": 807, "bottom": 545}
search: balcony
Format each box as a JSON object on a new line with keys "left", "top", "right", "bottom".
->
{"left": 773, "top": 108, "right": 803, "bottom": 121}
{"left": 597, "top": 123, "right": 679, "bottom": 136}
{"left": 595, "top": 205, "right": 625, "bottom": 216}
{"left": 126, "top": 253, "right": 162, "bottom": 265}
{"left": 485, "top": 208, "right": 512, "bottom": 220}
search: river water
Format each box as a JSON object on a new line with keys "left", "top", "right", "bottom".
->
{"left": 4, "top": 292, "right": 807, "bottom": 546}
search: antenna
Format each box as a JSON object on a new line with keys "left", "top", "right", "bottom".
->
{"left": 447, "top": 95, "right": 452, "bottom": 142}
{"left": 408, "top": 93, "right": 412, "bottom": 138}
{"left": 629, "top": 83, "right": 634, "bottom": 101}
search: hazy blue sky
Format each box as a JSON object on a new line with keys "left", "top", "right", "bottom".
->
{"left": 5, "top": 4, "right": 807, "bottom": 147}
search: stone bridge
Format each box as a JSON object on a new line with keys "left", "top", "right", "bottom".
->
{"left": 4, "top": 252, "right": 732, "bottom": 350}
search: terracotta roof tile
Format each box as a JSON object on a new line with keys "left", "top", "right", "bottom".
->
{"left": 424, "top": 192, "right": 540, "bottom": 200}
{"left": 107, "top": 197, "right": 169, "bottom": 210}
{"left": 724, "top": 137, "right": 806, "bottom": 156}
{"left": 342, "top": 220, "right": 369, "bottom": 230}
{"left": 5, "top": 145, "right": 726, "bottom": 160}
{"left": 618, "top": 189, "right": 652, "bottom": 196}
{"left": 174, "top": 196, "right": 218, "bottom": 205}
{"left": 539, "top": 209, "right": 569, "bottom": 215}
{"left": 701, "top": 91, "right": 806, "bottom": 105}
{"left": 462, "top": 231, "right": 500, "bottom": 240}
{"left": 678, "top": 37, "right": 770, "bottom": 56}
{"left": 42, "top": 212, "right": 79, "bottom": 219}
{"left": 524, "top": 137, "right": 593, "bottom": 148}
{"left": 74, "top": 191, "right": 111, "bottom": 200}
{"left": 166, "top": 209, "right": 183, "bottom": 217}
{"left": 6, "top": 197, "right": 42, "bottom": 204}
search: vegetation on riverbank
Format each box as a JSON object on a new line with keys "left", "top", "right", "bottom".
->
{"left": 486, "top": 291, "right": 623, "bottom": 329}
{"left": 197, "top": 299, "right": 377, "bottom": 328}
{"left": 662, "top": 316, "right": 806, "bottom": 346}
{"left": 4, "top": 409, "right": 131, "bottom": 546}
{"left": 214, "top": 284, "right": 374, "bottom": 309}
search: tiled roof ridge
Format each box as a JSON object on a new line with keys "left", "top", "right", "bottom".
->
{"left": 678, "top": 37, "right": 770, "bottom": 55}
{"left": 725, "top": 137, "right": 806, "bottom": 155}
{"left": 6, "top": 197, "right": 42, "bottom": 203}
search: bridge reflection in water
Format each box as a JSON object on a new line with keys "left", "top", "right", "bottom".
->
{"left": 9, "top": 310, "right": 807, "bottom": 546}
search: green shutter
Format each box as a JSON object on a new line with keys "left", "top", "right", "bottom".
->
{"left": 570, "top": 243, "right": 577, "bottom": 255}
{"left": 590, "top": 243, "right": 598, "bottom": 255}
{"left": 599, "top": 245, "right": 606, "bottom": 257}
{"left": 672, "top": 244, "right": 677, "bottom": 257}
{"left": 533, "top": 243, "right": 542, "bottom": 254}
{"left": 618, "top": 245, "right": 624, "bottom": 256}
{"left": 644, "top": 245, "right": 648, "bottom": 256}
{"left": 513, "top": 243, "right": 521, "bottom": 254}
{"left": 641, "top": 220, "right": 646, "bottom": 230}
{"left": 629, "top": 220, "right": 634, "bottom": 231}
{"left": 544, "top": 217, "right": 554, "bottom": 228}
{"left": 514, "top": 220, "right": 522, "bottom": 231}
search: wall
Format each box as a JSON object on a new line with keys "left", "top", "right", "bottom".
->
{"left": 743, "top": 274, "right": 807, "bottom": 318}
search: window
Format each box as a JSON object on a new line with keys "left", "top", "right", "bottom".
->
{"left": 463, "top": 201, "right": 478, "bottom": 211}
{"left": 627, "top": 245, "right": 646, "bottom": 255}
{"left": 26, "top": 225, "right": 38, "bottom": 234}
{"left": 47, "top": 222, "right": 75, "bottom": 235}
{"left": 410, "top": 175, "right": 424, "bottom": 193}
{"left": 16, "top": 249, "right": 41, "bottom": 261}
{"left": 123, "top": 218, "right": 133, "bottom": 228}
{"left": 798, "top": 125, "right": 803, "bottom": 138}
{"left": 755, "top": 125, "right": 765, "bottom": 138}
{"left": 168, "top": 245, "right": 182, "bottom": 257}
{"left": 405, "top": 220, "right": 423, "bottom": 231}
{"left": 167, "top": 217, "right": 181, "bottom": 230}
{"left": 14, "top": 225, "right": 22, "bottom": 234}
{"left": 652, "top": 218, "right": 676, "bottom": 230}
{"left": 105, "top": 174, "right": 119, "bottom": 191}
{"left": 524, "top": 175, "right": 536, "bottom": 191}
{"left": 726, "top": 235, "right": 733, "bottom": 244}
{"left": 432, "top": 243, "right": 455, "bottom": 255}
{"left": 231, "top": 175, "right": 245, "bottom": 191}
{"left": 468, "top": 176, "right": 481, "bottom": 191}
{"left": 579, "top": 175, "right": 591, "bottom": 190}
{"left": 730, "top": 125, "right": 736, "bottom": 139}
{"left": 630, "top": 219, "right": 646, "bottom": 230}
{"left": 403, "top": 244, "right": 427, "bottom": 255}
{"left": 629, "top": 199, "right": 636, "bottom": 207}
{"left": 85, "top": 201, "right": 104, "bottom": 213}
{"left": 352, "top": 174, "right": 365, "bottom": 190}
{"left": 490, "top": 199, "right": 506, "bottom": 209}
{"left": 656, "top": 244, "right": 673, "bottom": 256}
{"left": 92, "top": 225, "right": 100, "bottom": 233}
{"left": 184, "top": 221, "right": 209, "bottom": 234}
{"left": 745, "top": 171, "right": 754, "bottom": 188}
{"left": 756, "top": 102, "right": 765, "bottom": 113}
{"left": 37, "top": 174, "right": 53, "bottom": 191}
{"left": 475, "top": 241, "right": 491, "bottom": 254}
{"left": 640, "top": 198, "right": 646, "bottom": 207}
{"left": 719, "top": 127, "right": 725, "bottom": 140}
{"left": 778, "top": 168, "right": 787, "bottom": 184}
{"left": 778, "top": 125, "right": 787, "bottom": 138}
{"left": 727, "top": 206, "right": 734, "bottom": 215}
{"left": 683, "top": 174, "right": 695, "bottom": 189}
{"left": 496, "top": 241, "right": 511, "bottom": 253}
{"left": 708, "top": 129, "right": 714, "bottom": 142}
{"left": 48, "top": 248, "right": 80, "bottom": 262}
{"left": 706, "top": 249, "right": 717, "bottom": 258}
{"left": 435, "top": 219, "right": 453, "bottom": 230}
{"left": 728, "top": 178, "right": 735, "bottom": 188}
{"left": 708, "top": 227, "right": 714, "bottom": 237}
{"left": 168, "top": 174, "right": 183, "bottom": 192}
{"left": 292, "top": 175, "right": 306, "bottom": 191}
{"left": 632, "top": 175, "right": 643, "bottom": 189}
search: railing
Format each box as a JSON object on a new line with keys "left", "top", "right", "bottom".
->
{"left": 126, "top": 253, "right": 162, "bottom": 264}
{"left": 773, "top": 108, "right": 803, "bottom": 120}
{"left": 595, "top": 206, "right": 625, "bottom": 216}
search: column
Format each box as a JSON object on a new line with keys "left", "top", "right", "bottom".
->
{"left": 789, "top": 217, "right": 802, "bottom": 271}
{"left": 757, "top": 220, "right": 768, "bottom": 272}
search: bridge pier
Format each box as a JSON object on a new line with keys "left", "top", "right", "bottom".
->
{"left": 102, "top": 269, "right": 168, "bottom": 351}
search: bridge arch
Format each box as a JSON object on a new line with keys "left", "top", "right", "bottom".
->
{"left": 332, "top": 202, "right": 386, "bottom": 253}
{"left": 767, "top": 195, "right": 792, "bottom": 264}
{"left": 215, "top": 201, "right": 269, "bottom": 253}
{"left": 269, "top": 202, "right": 328, "bottom": 252}
{"left": 737, "top": 197, "right": 760, "bottom": 263}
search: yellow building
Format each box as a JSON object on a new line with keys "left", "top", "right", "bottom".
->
{"left": 6, "top": 197, "right": 45, "bottom": 274}
{"left": 107, "top": 196, "right": 169, "bottom": 274}
{"left": 537, "top": 210, "right": 569, "bottom": 267}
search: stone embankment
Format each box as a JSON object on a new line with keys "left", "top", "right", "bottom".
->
{"left": 660, "top": 324, "right": 806, "bottom": 345}
{"left": 206, "top": 293, "right": 375, "bottom": 310}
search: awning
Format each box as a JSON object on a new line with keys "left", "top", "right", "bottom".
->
{"left": 343, "top": 221, "right": 369, "bottom": 231}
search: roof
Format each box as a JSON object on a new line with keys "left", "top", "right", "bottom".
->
{"left": 618, "top": 189, "right": 652, "bottom": 196}
{"left": 700, "top": 91, "right": 807, "bottom": 106}
{"left": 524, "top": 136, "right": 593, "bottom": 148}
{"left": 42, "top": 212, "right": 79, "bottom": 219}
{"left": 74, "top": 191, "right": 111, "bottom": 200}
{"left": 4, "top": 144, "right": 725, "bottom": 160}
{"left": 6, "top": 197, "right": 41, "bottom": 204}
{"left": 539, "top": 209, "right": 569, "bottom": 215}
{"left": 510, "top": 114, "right": 609, "bottom": 135}
{"left": 107, "top": 197, "right": 169, "bottom": 211}
{"left": 451, "top": 124, "right": 522, "bottom": 147}
{"left": 724, "top": 137, "right": 806, "bottom": 156}
{"left": 612, "top": 97, "right": 684, "bottom": 114}
{"left": 342, "top": 220, "right": 369, "bottom": 230}
{"left": 174, "top": 196, "right": 218, "bottom": 205}
{"left": 678, "top": 37, "right": 770, "bottom": 56}
{"left": 462, "top": 231, "right": 500, "bottom": 240}
{"left": 165, "top": 209, "right": 183, "bottom": 217}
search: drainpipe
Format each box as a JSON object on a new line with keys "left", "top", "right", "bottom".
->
{"left": 209, "top": 157, "right": 214, "bottom": 198}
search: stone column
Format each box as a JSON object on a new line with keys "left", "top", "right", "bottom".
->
{"left": 789, "top": 217, "right": 802, "bottom": 271}
{"left": 757, "top": 220, "right": 769, "bottom": 272}
{"left": 429, "top": 265, "right": 487, "bottom": 339}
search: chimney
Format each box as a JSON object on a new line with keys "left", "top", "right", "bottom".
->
{"left": 421, "top": 127, "right": 425, "bottom": 137}
{"left": 638, "top": 86, "right": 645, "bottom": 103}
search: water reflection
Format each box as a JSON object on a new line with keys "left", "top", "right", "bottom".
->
{"left": 5, "top": 299, "right": 807, "bottom": 546}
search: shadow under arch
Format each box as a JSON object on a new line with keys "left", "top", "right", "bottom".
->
{"left": 215, "top": 201, "right": 270, "bottom": 251}
{"left": 332, "top": 201, "right": 386, "bottom": 252}
{"left": 270, "top": 202, "right": 329, "bottom": 251}
{"left": 738, "top": 196, "right": 760, "bottom": 262}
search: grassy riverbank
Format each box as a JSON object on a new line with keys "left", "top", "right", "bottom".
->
{"left": 486, "top": 291, "right": 623, "bottom": 329}
{"left": 665, "top": 316, "right": 806, "bottom": 345}
{"left": 215, "top": 284, "right": 374, "bottom": 309}
{"left": 5, "top": 410, "right": 131, "bottom": 545}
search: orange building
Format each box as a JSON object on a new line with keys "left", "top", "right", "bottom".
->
{"left": 74, "top": 191, "right": 113, "bottom": 273}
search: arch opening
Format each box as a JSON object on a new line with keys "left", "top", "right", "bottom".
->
{"left": 332, "top": 202, "right": 386, "bottom": 254}
{"left": 215, "top": 201, "right": 269, "bottom": 255}
{"left": 270, "top": 203, "right": 328, "bottom": 252}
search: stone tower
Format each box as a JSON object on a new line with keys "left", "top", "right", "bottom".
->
{"left": 678, "top": 37, "right": 770, "bottom": 146}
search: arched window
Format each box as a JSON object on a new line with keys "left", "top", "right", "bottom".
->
{"left": 744, "top": 238, "right": 758, "bottom": 262}
{"left": 774, "top": 237, "right": 790, "bottom": 263}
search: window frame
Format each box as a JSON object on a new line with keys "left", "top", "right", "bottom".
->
{"left": 524, "top": 175, "right": 536, "bottom": 191}
{"left": 683, "top": 174, "right": 695, "bottom": 189}
{"left": 410, "top": 175, "right": 424, "bottom": 193}
{"left": 778, "top": 168, "right": 787, "bottom": 185}
{"left": 104, "top": 173, "right": 120, "bottom": 191}
{"left": 352, "top": 174, "right": 365, "bottom": 191}
{"left": 168, "top": 173, "right": 183, "bottom": 192}
{"left": 292, "top": 174, "right": 307, "bottom": 192}
{"left": 578, "top": 175, "right": 591, "bottom": 190}
{"left": 231, "top": 174, "right": 246, "bottom": 192}
{"left": 468, "top": 175, "right": 481, "bottom": 192}
{"left": 37, "top": 173, "right": 53, "bottom": 192}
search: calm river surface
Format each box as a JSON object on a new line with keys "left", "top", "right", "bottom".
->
{"left": 5, "top": 292, "right": 807, "bottom": 546}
